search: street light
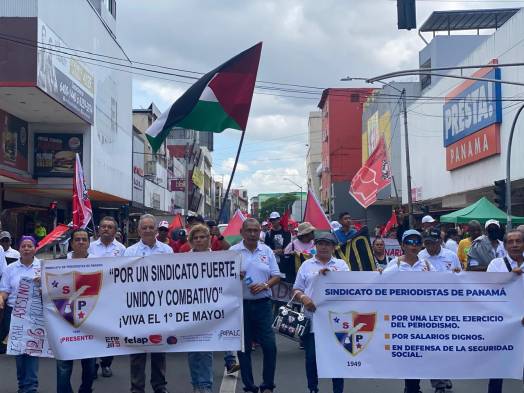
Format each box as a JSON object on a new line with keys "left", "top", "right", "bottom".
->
{"left": 340, "top": 77, "right": 414, "bottom": 228}
{"left": 284, "top": 177, "right": 304, "bottom": 221}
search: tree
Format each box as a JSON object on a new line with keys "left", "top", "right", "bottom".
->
{"left": 259, "top": 193, "right": 299, "bottom": 221}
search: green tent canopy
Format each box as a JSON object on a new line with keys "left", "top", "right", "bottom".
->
{"left": 440, "top": 197, "right": 524, "bottom": 224}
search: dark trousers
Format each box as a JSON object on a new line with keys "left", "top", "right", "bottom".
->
{"left": 100, "top": 356, "right": 113, "bottom": 368}
{"left": 130, "top": 353, "right": 166, "bottom": 393}
{"left": 405, "top": 379, "right": 421, "bottom": 393}
{"left": 304, "top": 333, "right": 343, "bottom": 393}
{"left": 56, "top": 358, "right": 96, "bottom": 393}
{"left": 237, "top": 298, "right": 276, "bottom": 392}
{"left": 0, "top": 305, "right": 12, "bottom": 351}
{"left": 488, "top": 379, "right": 503, "bottom": 393}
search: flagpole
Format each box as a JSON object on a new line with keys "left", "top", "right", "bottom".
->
{"left": 218, "top": 130, "right": 246, "bottom": 223}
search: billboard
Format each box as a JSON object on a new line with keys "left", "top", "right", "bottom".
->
{"left": 34, "top": 133, "right": 83, "bottom": 177}
{"left": 37, "top": 20, "right": 94, "bottom": 124}
{"left": 0, "top": 110, "right": 29, "bottom": 173}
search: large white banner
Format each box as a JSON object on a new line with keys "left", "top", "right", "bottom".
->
{"left": 42, "top": 251, "right": 243, "bottom": 360}
{"left": 7, "top": 278, "right": 53, "bottom": 357}
{"left": 313, "top": 271, "right": 524, "bottom": 379}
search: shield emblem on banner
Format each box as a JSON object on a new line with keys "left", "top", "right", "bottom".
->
{"left": 46, "top": 271, "right": 103, "bottom": 328}
{"left": 329, "top": 311, "right": 377, "bottom": 356}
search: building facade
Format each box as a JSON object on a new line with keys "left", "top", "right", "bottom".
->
{"left": 0, "top": 0, "right": 131, "bottom": 238}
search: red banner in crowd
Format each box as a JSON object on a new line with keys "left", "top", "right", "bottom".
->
{"left": 36, "top": 224, "right": 71, "bottom": 251}
{"left": 349, "top": 138, "right": 391, "bottom": 208}
{"left": 381, "top": 210, "right": 398, "bottom": 236}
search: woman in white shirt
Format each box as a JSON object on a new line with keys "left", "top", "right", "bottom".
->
{"left": 0, "top": 236, "right": 40, "bottom": 393}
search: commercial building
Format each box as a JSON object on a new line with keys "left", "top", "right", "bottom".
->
{"left": 0, "top": 0, "right": 131, "bottom": 237}
{"left": 317, "top": 88, "right": 375, "bottom": 217}
{"left": 403, "top": 8, "right": 524, "bottom": 217}
{"left": 306, "top": 111, "right": 322, "bottom": 198}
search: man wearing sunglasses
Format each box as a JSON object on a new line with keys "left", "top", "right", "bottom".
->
{"left": 384, "top": 230, "right": 436, "bottom": 273}
{"left": 383, "top": 229, "right": 435, "bottom": 393}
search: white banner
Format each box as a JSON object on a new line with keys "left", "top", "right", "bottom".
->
{"left": 313, "top": 271, "right": 524, "bottom": 379}
{"left": 7, "top": 277, "right": 53, "bottom": 357}
{"left": 42, "top": 251, "right": 243, "bottom": 360}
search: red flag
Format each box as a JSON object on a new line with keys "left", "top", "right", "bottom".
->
{"left": 72, "top": 153, "right": 92, "bottom": 229}
{"left": 349, "top": 137, "right": 391, "bottom": 208}
{"left": 280, "top": 208, "right": 291, "bottom": 229}
{"left": 381, "top": 210, "right": 398, "bottom": 236}
{"left": 303, "top": 189, "right": 331, "bottom": 231}
{"left": 169, "top": 213, "right": 184, "bottom": 230}
{"left": 36, "top": 224, "right": 71, "bottom": 251}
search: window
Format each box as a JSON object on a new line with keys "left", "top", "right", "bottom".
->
{"left": 107, "top": 0, "right": 116, "bottom": 18}
{"left": 420, "top": 59, "right": 431, "bottom": 90}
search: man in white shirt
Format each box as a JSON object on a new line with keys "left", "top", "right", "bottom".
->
{"left": 88, "top": 216, "right": 126, "bottom": 258}
{"left": 88, "top": 216, "right": 125, "bottom": 378}
{"left": 487, "top": 230, "right": 524, "bottom": 272}
{"left": 419, "top": 228, "right": 461, "bottom": 273}
{"left": 0, "top": 231, "right": 20, "bottom": 263}
{"left": 124, "top": 214, "right": 172, "bottom": 393}
{"left": 231, "top": 218, "right": 280, "bottom": 393}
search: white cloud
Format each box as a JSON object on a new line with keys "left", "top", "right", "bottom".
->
{"left": 221, "top": 157, "right": 249, "bottom": 172}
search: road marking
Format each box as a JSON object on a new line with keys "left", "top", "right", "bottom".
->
{"left": 219, "top": 366, "right": 238, "bottom": 393}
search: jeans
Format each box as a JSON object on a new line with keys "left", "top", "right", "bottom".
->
{"left": 404, "top": 379, "right": 420, "bottom": 393}
{"left": 187, "top": 352, "right": 213, "bottom": 389}
{"left": 488, "top": 379, "right": 503, "bottom": 393}
{"left": 304, "top": 333, "right": 343, "bottom": 393}
{"left": 237, "top": 298, "right": 277, "bottom": 392}
{"left": 130, "top": 353, "right": 166, "bottom": 393}
{"left": 16, "top": 354, "right": 39, "bottom": 393}
{"left": 56, "top": 358, "right": 96, "bottom": 393}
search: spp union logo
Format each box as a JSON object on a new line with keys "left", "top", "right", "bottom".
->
{"left": 330, "top": 311, "right": 376, "bottom": 356}
{"left": 46, "top": 272, "right": 102, "bottom": 328}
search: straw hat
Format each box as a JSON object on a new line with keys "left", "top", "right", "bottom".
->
{"left": 297, "top": 222, "right": 315, "bottom": 236}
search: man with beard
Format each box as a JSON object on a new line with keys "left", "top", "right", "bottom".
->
{"left": 467, "top": 219, "right": 506, "bottom": 271}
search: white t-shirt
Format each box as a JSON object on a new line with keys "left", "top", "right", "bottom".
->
{"left": 123, "top": 240, "right": 174, "bottom": 257}
{"left": 384, "top": 257, "right": 436, "bottom": 272}
{"left": 88, "top": 238, "right": 126, "bottom": 257}
{"left": 418, "top": 247, "right": 462, "bottom": 272}
{"left": 444, "top": 239, "right": 459, "bottom": 254}
{"left": 0, "top": 258, "right": 41, "bottom": 307}
{"left": 487, "top": 255, "right": 523, "bottom": 272}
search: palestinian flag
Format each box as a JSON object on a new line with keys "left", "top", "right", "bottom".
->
{"left": 222, "top": 209, "right": 246, "bottom": 245}
{"left": 146, "top": 42, "right": 262, "bottom": 152}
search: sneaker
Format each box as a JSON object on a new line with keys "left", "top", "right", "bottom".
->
{"left": 226, "top": 361, "right": 241, "bottom": 374}
{"left": 101, "top": 366, "right": 112, "bottom": 377}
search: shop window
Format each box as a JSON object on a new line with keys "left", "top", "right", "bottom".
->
{"left": 421, "top": 59, "right": 431, "bottom": 90}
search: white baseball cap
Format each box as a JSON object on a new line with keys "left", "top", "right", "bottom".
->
{"left": 421, "top": 215, "right": 435, "bottom": 224}
{"left": 261, "top": 221, "right": 268, "bottom": 226}
{"left": 269, "top": 212, "right": 280, "bottom": 219}
{"left": 485, "top": 219, "right": 500, "bottom": 229}
{"left": 158, "top": 220, "right": 169, "bottom": 229}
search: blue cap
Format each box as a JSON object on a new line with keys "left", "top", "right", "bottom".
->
{"left": 402, "top": 229, "right": 422, "bottom": 243}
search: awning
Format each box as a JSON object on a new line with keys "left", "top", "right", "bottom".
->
{"left": 440, "top": 197, "right": 524, "bottom": 224}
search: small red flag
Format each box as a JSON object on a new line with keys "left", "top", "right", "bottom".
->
{"left": 349, "top": 137, "right": 391, "bottom": 208}
{"left": 381, "top": 211, "right": 398, "bottom": 237}
{"left": 280, "top": 208, "right": 291, "bottom": 229}
{"left": 72, "top": 154, "right": 92, "bottom": 229}
{"left": 303, "top": 189, "right": 331, "bottom": 231}
{"left": 169, "top": 213, "right": 184, "bottom": 231}
{"left": 36, "top": 224, "right": 71, "bottom": 251}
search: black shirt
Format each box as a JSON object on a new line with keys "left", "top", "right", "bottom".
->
{"left": 264, "top": 228, "right": 291, "bottom": 251}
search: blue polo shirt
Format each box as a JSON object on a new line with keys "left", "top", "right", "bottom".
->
{"left": 334, "top": 228, "right": 357, "bottom": 244}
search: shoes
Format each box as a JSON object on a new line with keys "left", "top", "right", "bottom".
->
{"left": 226, "top": 361, "right": 241, "bottom": 374}
{"left": 445, "top": 381, "right": 453, "bottom": 390}
{"left": 101, "top": 366, "right": 113, "bottom": 377}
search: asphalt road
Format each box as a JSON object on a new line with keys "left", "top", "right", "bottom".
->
{"left": 0, "top": 336, "right": 522, "bottom": 392}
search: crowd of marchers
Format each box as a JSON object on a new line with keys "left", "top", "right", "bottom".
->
{"left": 0, "top": 210, "right": 523, "bottom": 393}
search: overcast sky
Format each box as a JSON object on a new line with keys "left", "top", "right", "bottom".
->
{"left": 116, "top": 0, "right": 519, "bottom": 198}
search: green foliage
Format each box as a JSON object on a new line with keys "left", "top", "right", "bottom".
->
{"left": 259, "top": 193, "right": 299, "bottom": 220}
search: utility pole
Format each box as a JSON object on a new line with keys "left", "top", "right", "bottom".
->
{"left": 184, "top": 142, "right": 190, "bottom": 215}
{"left": 401, "top": 88, "right": 414, "bottom": 228}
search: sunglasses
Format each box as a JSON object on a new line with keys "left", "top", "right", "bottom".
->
{"left": 403, "top": 238, "right": 422, "bottom": 246}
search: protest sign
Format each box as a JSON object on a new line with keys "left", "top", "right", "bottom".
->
{"left": 7, "top": 277, "right": 53, "bottom": 357}
{"left": 313, "top": 271, "right": 524, "bottom": 379}
{"left": 371, "top": 237, "right": 403, "bottom": 258}
{"left": 42, "top": 251, "right": 242, "bottom": 360}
